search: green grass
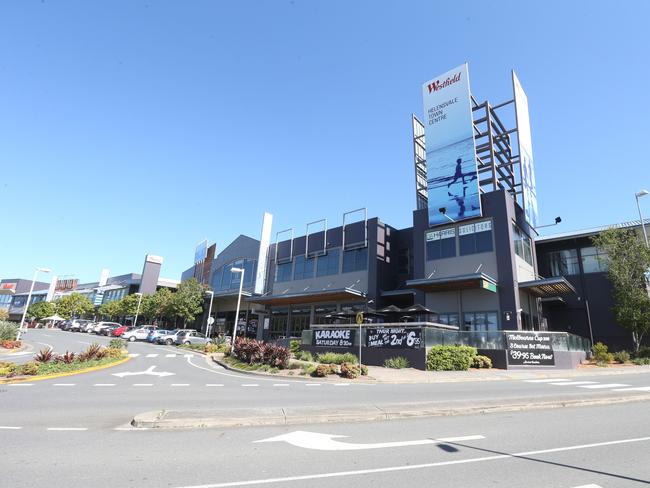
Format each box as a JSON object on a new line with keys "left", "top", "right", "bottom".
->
{"left": 222, "top": 355, "right": 279, "bottom": 374}
{"left": 315, "top": 352, "right": 358, "bottom": 365}
{"left": 384, "top": 356, "right": 410, "bottom": 369}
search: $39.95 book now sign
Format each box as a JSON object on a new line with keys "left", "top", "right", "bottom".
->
{"left": 506, "top": 332, "right": 555, "bottom": 366}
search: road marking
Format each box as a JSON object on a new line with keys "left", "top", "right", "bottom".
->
{"left": 613, "top": 386, "right": 650, "bottom": 392}
{"left": 206, "top": 384, "right": 225, "bottom": 387}
{"left": 0, "top": 426, "right": 22, "bottom": 430}
{"left": 171, "top": 383, "right": 190, "bottom": 387}
{"left": 241, "top": 384, "right": 259, "bottom": 387}
{"left": 166, "top": 354, "right": 177, "bottom": 358}
{"left": 8, "top": 383, "right": 33, "bottom": 387}
{"left": 184, "top": 354, "right": 193, "bottom": 358}
{"left": 94, "top": 384, "right": 115, "bottom": 387}
{"left": 53, "top": 383, "right": 76, "bottom": 387}
{"left": 254, "top": 431, "right": 485, "bottom": 451}
{"left": 113, "top": 427, "right": 149, "bottom": 431}
{"left": 524, "top": 378, "right": 569, "bottom": 383}
{"left": 47, "top": 427, "right": 88, "bottom": 431}
{"left": 77, "top": 341, "right": 93, "bottom": 345}
{"left": 273, "top": 384, "right": 290, "bottom": 387}
{"left": 548, "top": 381, "right": 598, "bottom": 386}
{"left": 305, "top": 384, "right": 321, "bottom": 387}
{"left": 133, "top": 383, "right": 154, "bottom": 387}
{"left": 571, "top": 485, "right": 604, "bottom": 488}
{"left": 185, "top": 435, "right": 650, "bottom": 487}
{"left": 146, "top": 354, "right": 159, "bottom": 358}
{"left": 113, "top": 365, "right": 175, "bottom": 378}
{"left": 128, "top": 353, "right": 140, "bottom": 357}
{"left": 333, "top": 383, "right": 350, "bottom": 387}
{"left": 578, "top": 383, "right": 630, "bottom": 389}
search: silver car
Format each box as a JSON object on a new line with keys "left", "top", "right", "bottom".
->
{"left": 157, "top": 328, "right": 193, "bottom": 345}
{"left": 174, "top": 330, "right": 212, "bottom": 346}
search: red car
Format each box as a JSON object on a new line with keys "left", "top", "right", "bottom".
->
{"left": 111, "top": 325, "right": 130, "bottom": 337}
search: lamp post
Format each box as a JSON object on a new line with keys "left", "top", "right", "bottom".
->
{"left": 133, "top": 292, "right": 143, "bottom": 328}
{"left": 17, "top": 267, "right": 51, "bottom": 341}
{"left": 230, "top": 267, "right": 245, "bottom": 354}
{"left": 635, "top": 190, "right": 649, "bottom": 248}
{"left": 205, "top": 290, "right": 214, "bottom": 337}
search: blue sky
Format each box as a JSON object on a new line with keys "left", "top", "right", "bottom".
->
{"left": 1, "top": 0, "right": 649, "bottom": 284}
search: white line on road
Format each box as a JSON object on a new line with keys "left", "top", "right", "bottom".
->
{"left": 94, "top": 384, "right": 116, "bottom": 387}
{"left": 113, "top": 427, "right": 149, "bottom": 431}
{"left": 128, "top": 353, "right": 140, "bottom": 357}
{"left": 53, "top": 383, "right": 76, "bottom": 387}
{"left": 524, "top": 378, "right": 569, "bottom": 383}
{"left": 180, "top": 435, "right": 650, "bottom": 487}
{"left": 578, "top": 383, "right": 630, "bottom": 389}
{"left": 184, "top": 354, "right": 193, "bottom": 358}
{"left": 146, "top": 354, "right": 159, "bottom": 358}
{"left": 572, "top": 485, "right": 604, "bottom": 488}
{"left": 47, "top": 427, "right": 88, "bottom": 431}
{"left": 166, "top": 354, "right": 177, "bottom": 357}
{"left": 77, "top": 341, "right": 93, "bottom": 345}
{"left": 548, "top": 381, "right": 598, "bottom": 386}
{"left": 241, "top": 384, "right": 259, "bottom": 387}
{"left": 333, "top": 383, "right": 350, "bottom": 387}
{"left": 171, "top": 384, "right": 190, "bottom": 387}
{"left": 8, "top": 383, "right": 33, "bottom": 387}
{"left": 305, "top": 384, "right": 321, "bottom": 387}
{"left": 0, "top": 426, "right": 22, "bottom": 430}
{"left": 133, "top": 384, "right": 153, "bottom": 387}
{"left": 206, "top": 384, "right": 224, "bottom": 387}
{"left": 273, "top": 384, "right": 290, "bottom": 387}
{"left": 613, "top": 386, "right": 650, "bottom": 392}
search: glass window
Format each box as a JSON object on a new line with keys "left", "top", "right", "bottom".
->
{"left": 426, "top": 228, "right": 456, "bottom": 260}
{"left": 459, "top": 221, "right": 493, "bottom": 256}
{"left": 290, "top": 306, "right": 311, "bottom": 337}
{"left": 436, "top": 313, "right": 459, "bottom": 326}
{"left": 211, "top": 266, "right": 223, "bottom": 291}
{"left": 512, "top": 224, "right": 533, "bottom": 265}
{"left": 316, "top": 249, "right": 340, "bottom": 277}
{"left": 313, "top": 303, "right": 338, "bottom": 324}
{"left": 294, "top": 255, "right": 315, "bottom": 280}
{"left": 581, "top": 246, "right": 609, "bottom": 273}
{"left": 545, "top": 249, "right": 580, "bottom": 276}
{"left": 243, "top": 259, "right": 256, "bottom": 285}
{"left": 342, "top": 247, "right": 368, "bottom": 273}
{"left": 275, "top": 262, "right": 293, "bottom": 282}
{"left": 463, "top": 311, "right": 498, "bottom": 331}
{"left": 269, "top": 308, "right": 288, "bottom": 339}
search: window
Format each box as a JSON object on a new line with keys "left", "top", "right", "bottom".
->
{"left": 293, "top": 255, "right": 315, "bottom": 280}
{"left": 269, "top": 308, "right": 288, "bottom": 339}
{"left": 459, "top": 221, "right": 493, "bottom": 256}
{"left": 316, "top": 249, "right": 340, "bottom": 277}
{"left": 436, "top": 313, "right": 459, "bottom": 326}
{"left": 463, "top": 311, "right": 498, "bottom": 332}
{"left": 426, "top": 228, "right": 456, "bottom": 260}
{"left": 342, "top": 247, "right": 368, "bottom": 273}
{"left": 275, "top": 261, "right": 293, "bottom": 282}
{"left": 580, "top": 246, "right": 609, "bottom": 273}
{"left": 290, "top": 306, "right": 311, "bottom": 337}
{"left": 512, "top": 224, "right": 533, "bottom": 265}
{"left": 243, "top": 259, "right": 256, "bottom": 285}
{"left": 545, "top": 249, "right": 580, "bottom": 276}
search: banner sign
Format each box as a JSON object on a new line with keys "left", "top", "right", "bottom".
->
{"left": 313, "top": 328, "right": 355, "bottom": 348}
{"left": 366, "top": 327, "right": 422, "bottom": 349}
{"left": 422, "top": 64, "right": 481, "bottom": 226}
{"left": 512, "top": 71, "right": 538, "bottom": 228}
{"left": 506, "top": 332, "right": 555, "bottom": 366}
{"left": 194, "top": 239, "right": 208, "bottom": 264}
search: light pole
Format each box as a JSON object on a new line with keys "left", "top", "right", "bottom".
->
{"left": 17, "top": 267, "right": 51, "bottom": 341}
{"left": 635, "top": 190, "right": 649, "bottom": 248}
{"left": 132, "top": 293, "right": 143, "bottom": 328}
{"left": 230, "top": 267, "right": 245, "bottom": 354}
{"left": 205, "top": 290, "right": 214, "bottom": 337}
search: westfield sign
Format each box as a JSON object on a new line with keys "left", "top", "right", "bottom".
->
{"left": 427, "top": 72, "right": 462, "bottom": 93}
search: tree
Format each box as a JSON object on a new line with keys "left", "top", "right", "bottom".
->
{"left": 55, "top": 293, "right": 94, "bottom": 319}
{"left": 27, "top": 301, "right": 58, "bottom": 321}
{"left": 592, "top": 229, "right": 650, "bottom": 352}
{"left": 118, "top": 294, "right": 142, "bottom": 318}
{"left": 98, "top": 300, "right": 122, "bottom": 320}
{"left": 168, "top": 278, "right": 205, "bottom": 326}
{"left": 141, "top": 288, "right": 173, "bottom": 323}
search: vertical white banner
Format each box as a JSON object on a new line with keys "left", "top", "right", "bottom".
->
{"left": 512, "top": 71, "right": 538, "bottom": 228}
{"left": 46, "top": 275, "right": 57, "bottom": 302}
{"left": 254, "top": 212, "right": 273, "bottom": 295}
{"left": 98, "top": 268, "right": 110, "bottom": 287}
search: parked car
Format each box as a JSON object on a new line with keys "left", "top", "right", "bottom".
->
{"left": 69, "top": 319, "right": 93, "bottom": 332}
{"left": 175, "top": 330, "right": 212, "bottom": 346}
{"left": 111, "top": 325, "right": 131, "bottom": 337}
{"left": 93, "top": 321, "right": 120, "bottom": 334}
{"left": 83, "top": 321, "right": 98, "bottom": 333}
{"left": 100, "top": 324, "right": 123, "bottom": 336}
{"left": 122, "top": 328, "right": 151, "bottom": 342}
{"left": 156, "top": 329, "right": 193, "bottom": 345}
{"left": 59, "top": 320, "right": 73, "bottom": 331}
{"left": 146, "top": 329, "right": 172, "bottom": 343}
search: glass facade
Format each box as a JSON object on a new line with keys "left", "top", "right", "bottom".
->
{"left": 342, "top": 247, "right": 368, "bottom": 273}
{"left": 545, "top": 249, "right": 580, "bottom": 276}
{"left": 290, "top": 306, "right": 311, "bottom": 337}
{"left": 459, "top": 221, "right": 493, "bottom": 256}
{"left": 293, "top": 255, "right": 315, "bottom": 280}
{"left": 212, "top": 259, "right": 257, "bottom": 290}
{"left": 269, "top": 308, "right": 288, "bottom": 339}
{"left": 512, "top": 223, "right": 533, "bottom": 265}
{"left": 426, "top": 228, "right": 456, "bottom": 260}
{"left": 316, "top": 249, "right": 340, "bottom": 277}
{"left": 275, "top": 262, "right": 292, "bottom": 282}
{"left": 435, "top": 312, "right": 459, "bottom": 327}
{"left": 580, "top": 246, "right": 609, "bottom": 273}
{"left": 463, "top": 311, "right": 498, "bottom": 332}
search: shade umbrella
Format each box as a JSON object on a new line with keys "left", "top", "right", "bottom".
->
{"left": 43, "top": 314, "right": 65, "bottom": 321}
{"left": 401, "top": 304, "right": 436, "bottom": 314}
{"left": 377, "top": 305, "right": 402, "bottom": 313}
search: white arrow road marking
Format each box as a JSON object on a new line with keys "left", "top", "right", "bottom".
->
{"left": 578, "top": 383, "right": 629, "bottom": 389}
{"left": 572, "top": 485, "right": 603, "bottom": 488}
{"left": 613, "top": 386, "right": 650, "bottom": 391}
{"left": 0, "top": 426, "right": 22, "bottom": 430}
{"left": 112, "top": 365, "right": 175, "bottom": 378}
{"left": 548, "top": 381, "right": 598, "bottom": 386}
{"left": 524, "top": 378, "right": 569, "bottom": 383}
{"left": 47, "top": 427, "right": 88, "bottom": 431}
{"left": 254, "top": 431, "right": 485, "bottom": 451}
{"left": 146, "top": 354, "right": 158, "bottom": 358}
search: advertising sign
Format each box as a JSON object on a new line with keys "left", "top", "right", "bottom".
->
{"left": 422, "top": 64, "right": 480, "bottom": 226}
{"left": 0, "top": 282, "right": 17, "bottom": 293}
{"left": 366, "top": 327, "right": 422, "bottom": 349}
{"left": 194, "top": 239, "right": 208, "bottom": 264}
{"left": 313, "top": 328, "right": 355, "bottom": 348}
{"left": 512, "top": 71, "right": 538, "bottom": 228}
{"left": 506, "top": 332, "right": 555, "bottom": 366}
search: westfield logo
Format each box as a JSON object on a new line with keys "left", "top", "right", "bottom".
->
{"left": 427, "top": 72, "right": 461, "bottom": 93}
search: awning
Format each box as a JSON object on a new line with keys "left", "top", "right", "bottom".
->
{"left": 247, "top": 287, "right": 366, "bottom": 306}
{"left": 380, "top": 289, "right": 417, "bottom": 297}
{"left": 207, "top": 290, "right": 253, "bottom": 299}
{"left": 406, "top": 273, "right": 498, "bottom": 293}
{"left": 519, "top": 277, "right": 576, "bottom": 298}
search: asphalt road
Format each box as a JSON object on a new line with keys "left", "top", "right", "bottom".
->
{"left": 2, "top": 329, "right": 650, "bottom": 487}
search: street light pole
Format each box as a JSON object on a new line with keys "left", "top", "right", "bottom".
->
{"left": 205, "top": 290, "right": 214, "bottom": 337}
{"left": 230, "top": 267, "right": 245, "bottom": 354}
{"left": 133, "top": 293, "right": 143, "bottom": 328}
{"left": 17, "top": 267, "right": 51, "bottom": 341}
{"left": 635, "top": 190, "right": 649, "bottom": 248}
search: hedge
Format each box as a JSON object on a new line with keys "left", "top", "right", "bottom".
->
{"left": 426, "top": 345, "right": 477, "bottom": 371}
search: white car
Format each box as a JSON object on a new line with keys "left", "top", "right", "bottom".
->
{"left": 92, "top": 321, "right": 120, "bottom": 334}
{"left": 122, "top": 328, "right": 151, "bottom": 342}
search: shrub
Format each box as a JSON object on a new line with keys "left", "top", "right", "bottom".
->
{"left": 315, "top": 352, "right": 358, "bottom": 365}
{"left": 340, "top": 362, "right": 360, "bottom": 379}
{"left": 290, "top": 340, "right": 301, "bottom": 355}
{"left": 0, "top": 361, "right": 16, "bottom": 377}
{"left": 262, "top": 343, "right": 290, "bottom": 369}
{"left": 294, "top": 350, "right": 313, "bottom": 362}
{"left": 216, "top": 342, "right": 230, "bottom": 353}
{"left": 635, "top": 347, "right": 650, "bottom": 359}
{"left": 34, "top": 348, "right": 54, "bottom": 363}
{"left": 613, "top": 351, "right": 630, "bottom": 364}
{"left": 1, "top": 340, "right": 21, "bottom": 349}
{"left": 426, "top": 345, "right": 477, "bottom": 371}
{"left": 592, "top": 342, "right": 614, "bottom": 365}
{"left": 384, "top": 356, "right": 410, "bottom": 369}
{"left": 0, "top": 322, "right": 19, "bottom": 341}
{"left": 471, "top": 355, "right": 493, "bottom": 369}
{"left": 300, "top": 364, "right": 316, "bottom": 376}
{"left": 108, "top": 339, "right": 126, "bottom": 350}
{"left": 632, "top": 357, "right": 650, "bottom": 365}
{"left": 104, "top": 348, "right": 124, "bottom": 359}
{"left": 19, "top": 362, "right": 39, "bottom": 375}
{"left": 311, "top": 364, "right": 331, "bottom": 377}
{"left": 233, "top": 338, "right": 265, "bottom": 364}
{"left": 78, "top": 343, "right": 102, "bottom": 362}
{"left": 55, "top": 351, "right": 76, "bottom": 364}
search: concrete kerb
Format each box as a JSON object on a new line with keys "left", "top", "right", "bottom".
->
{"left": 131, "top": 393, "right": 650, "bottom": 429}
